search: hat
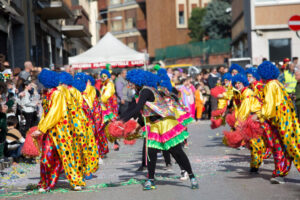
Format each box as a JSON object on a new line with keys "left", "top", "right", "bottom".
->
{"left": 13, "top": 67, "right": 21, "bottom": 76}
{"left": 283, "top": 58, "right": 290, "bottom": 63}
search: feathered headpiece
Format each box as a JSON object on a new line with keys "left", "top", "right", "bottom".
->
{"left": 38, "top": 69, "right": 59, "bottom": 89}
{"left": 222, "top": 72, "right": 232, "bottom": 82}
{"left": 153, "top": 64, "right": 161, "bottom": 71}
{"left": 257, "top": 61, "right": 280, "bottom": 80}
{"left": 229, "top": 64, "right": 245, "bottom": 74}
{"left": 232, "top": 73, "right": 249, "bottom": 87}
{"left": 157, "top": 68, "right": 172, "bottom": 92}
{"left": 86, "top": 75, "right": 95, "bottom": 86}
{"left": 59, "top": 72, "right": 73, "bottom": 85}
{"left": 246, "top": 67, "right": 260, "bottom": 81}
{"left": 100, "top": 69, "right": 111, "bottom": 78}
{"left": 72, "top": 72, "right": 87, "bottom": 92}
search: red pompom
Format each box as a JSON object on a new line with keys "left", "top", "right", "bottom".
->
{"left": 211, "top": 107, "right": 226, "bottom": 117}
{"left": 210, "top": 118, "right": 223, "bottom": 129}
{"left": 211, "top": 86, "right": 226, "bottom": 98}
{"left": 226, "top": 112, "right": 236, "bottom": 128}
{"left": 108, "top": 121, "right": 125, "bottom": 138}
{"left": 21, "top": 126, "right": 41, "bottom": 157}
{"left": 123, "top": 139, "right": 136, "bottom": 145}
{"left": 124, "top": 120, "right": 138, "bottom": 137}
{"left": 236, "top": 116, "right": 264, "bottom": 142}
{"left": 223, "top": 130, "right": 243, "bottom": 148}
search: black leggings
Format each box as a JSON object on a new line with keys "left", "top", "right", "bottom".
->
{"left": 142, "top": 139, "right": 171, "bottom": 167}
{"left": 147, "top": 144, "right": 194, "bottom": 180}
{"left": 23, "top": 111, "right": 37, "bottom": 133}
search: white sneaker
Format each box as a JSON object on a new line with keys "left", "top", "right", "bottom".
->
{"left": 180, "top": 171, "right": 189, "bottom": 181}
{"left": 99, "top": 158, "right": 104, "bottom": 165}
{"left": 270, "top": 177, "right": 285, "bottom": 184}
{"left": 38, "top": 188, "right": 46, "bottom": 193}
{"left": 73, "top": 186, "right": 82, "bottom": 191}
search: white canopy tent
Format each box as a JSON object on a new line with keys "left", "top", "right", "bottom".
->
{"left": 68, "top": 32, "right": 148, "bottom": 69}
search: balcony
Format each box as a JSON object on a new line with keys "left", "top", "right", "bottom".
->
{"left": 36, "top": 1, "right": 73, "bottom": 20}
{"left": 62, "top": 25, "right": 91, "bottom": 38}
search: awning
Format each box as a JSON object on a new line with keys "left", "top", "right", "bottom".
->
{"left": 62, "top": 25, "right": 91, "bottom": 38}
{"left": 36, "top": 1, "right": 73, "bottom": 20}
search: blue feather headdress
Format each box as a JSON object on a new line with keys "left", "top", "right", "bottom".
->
{"left": 257, "top": 61, "right": 280, "bottom": 80}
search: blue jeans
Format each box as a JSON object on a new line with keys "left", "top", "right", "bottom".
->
{"left": 7, "top": 143, "right": 24, "bottom": 158}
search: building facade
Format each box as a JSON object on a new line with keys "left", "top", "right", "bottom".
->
{"left": 231, "top": 0, "right": 300, "bottom": 65}
{"left": 98, "top": 0, "right": 207, "bottom": 60}
{"left": 0, "top": 0, "right": 97, "bottom": 69}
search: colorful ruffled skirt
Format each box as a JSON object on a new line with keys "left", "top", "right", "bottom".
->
{"left": 142, "top": 116, "right": 189, "bottom": 151}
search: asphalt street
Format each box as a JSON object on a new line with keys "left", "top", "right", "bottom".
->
{"left": 2, "top": 121, "right": 300, "bottom": 200}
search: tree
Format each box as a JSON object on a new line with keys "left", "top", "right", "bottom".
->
{"left": 201, "top": 0, "right": 231, "bottom": 39}
{"left": 188, "top": 7, "right": 206, "bottom": 42}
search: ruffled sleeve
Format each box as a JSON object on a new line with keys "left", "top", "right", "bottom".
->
{"left": 101, "top": 81, "right": 115, "bottom": 104}
{"left": 38, "top": 90, "right": 67, "bottom": 133}
{"left": 261, "top": 81, "right": 281, "bottom": 120}
{"left": 236, "top": 89, "right": 261, "bottom": 122}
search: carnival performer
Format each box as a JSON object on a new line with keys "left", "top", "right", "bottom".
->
{"left": 210, "top": 73, "right": 233, "bottom": 129}
{"left": 230, "top": 74, "right": 268, "bottom": 172}
{"left": 59, "top": 72, "right": 99, "bottom": 180}
{"left": 229, "top": 63, "right": 245, "bottom": 76}
{"left": 32, "top": 69, "right": 85, "bottom": 192}
{"left": 82, "top": 74, "right": 109, "bottom": 158}
{"left": 120, "top": 69, "right": 199, "bottom": 190}
{"left": 257, "top": 61, "right": 300, "bottom": 184}
{"left": 99, "top": 69, "right": 119, "bottom": 150}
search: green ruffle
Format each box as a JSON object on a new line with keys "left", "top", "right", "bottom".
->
{"left": 104, "top": 113, "right": 114, "bottom": 123}
{"left": 146, "top": 131, "right": 189, "bottom": 151}
{"left": 182, "top": 117, "right": 195, "bottom": 126}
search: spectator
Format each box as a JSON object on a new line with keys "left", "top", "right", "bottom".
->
{"left": 283, "top": 63, "right": 297, "bottom": 97}
{"left": 115, "top": 69, "right": 133, "bottom": 115}
{"left": 195, "top": 84, "right": 204, "bottom": 121}
{"left": 208, "top": 68, "right": 220, "bottom": 113}
{"left": 293, "top": 57, "right": 298, "bottom": 65}
{"left": 217, "top": 65, "right": 226, "bottom": 77}
{"left": 4, "top": 116, "right": 24, "bottom": 161}
{"left": 111, "top": 73, "right": 117, "bottom": 83}
{"left": 199, "top": 81, "right": 210, "bottom": 119}
{"left": 2, "top": 61, "right": 12, "bottom": 80}
{"left": 167, "top": 68, "right": 173, "bottom": 80}
{"left": 17, "top": 81, "right": 39, "bottom": 133}
{"left": 19, "top": 61, "right": 33, "bottom": 81}
{"left": 0, "top": 97, "right": 7, "bottom": 160}
{"left": 295, "top": 65, "right": 300, "bottom": 119}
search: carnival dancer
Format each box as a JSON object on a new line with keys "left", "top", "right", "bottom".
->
{"left": 210, "top": 73, "right": 233, "bottom": 129}
{"left": 99, "top": 69, "right": 119, "bottom": 150}
{"left": 32, "top": 69, "right": 85, "bottom": 192}
{"left": 229, "top": 74, "right": 269, "bottom": 172}
{"left": 257, "top": 61, "right": 300, "bottom": 184}
{"left": 120, "top": 69, "right": 198, "bottom": 190}
{"left": 59, "top": 72, "right": 99, "bottom": 180}
{"left": 85, "top": 75, "right": 109, "bottom": 158}
{"left": 229, "top": 63, "right": 245, "bottom": 76}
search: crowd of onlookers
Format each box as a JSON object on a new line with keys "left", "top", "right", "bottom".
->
{"left": 0, "top": 57, "right": 300, "bottom": 168}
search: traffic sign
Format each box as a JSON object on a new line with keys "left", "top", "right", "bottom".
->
{"left": 288, "top": 15, "right": 300, "bottom": 31}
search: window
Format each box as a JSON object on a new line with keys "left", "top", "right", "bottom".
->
{"left": 178, "top": 4, "right": 185, "bottom": 25}
{"left": 128, "top": 42, "right": 137, "bottom": 50}
{"left": 111, "top": 20, "right": 122, "bottom": 32}
{"left": 269, "top": 38, "right": 291, "bottom": 62}
{"left": 125, "top": 18, "right": 136, "bottom": 29}
{"left": 255, "top": 0, "right": 300, "bottom": 5}
{"left": 110, "top": 0, "right": 121, "bottom": 5}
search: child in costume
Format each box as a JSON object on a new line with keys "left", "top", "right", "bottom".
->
{"left": 120, "top": 69, "right": 199, "bottom": 190}
{"left": 32, "top": 69, "right": 86, "bottom": 192}
{"left": 59, "top": 72, "right": 99, "bottom": 180}
{"left": 178, "top": 78, "right": 195, "bottom": 119}
{"left": 195, "top": 84, "right": 205, "bottom": 121}
{"left": 257, "top": 61, "right": 300, "bottom": 184}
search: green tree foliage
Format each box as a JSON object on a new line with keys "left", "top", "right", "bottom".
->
{"left": 188, "top": 7, "right": 206, "bottom": 42}
{"left": 201, "top": 0, "right": 231, "bottom": 39}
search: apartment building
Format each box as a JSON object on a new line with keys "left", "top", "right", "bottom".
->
{"left": 98, "top": 0, "right": 208, "bottom": 59}
{"left": 0, "top": 0, "right": 97, "bottom": 68}
{"left": 231, "top": 0, "right": 300, "bottom": 65}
